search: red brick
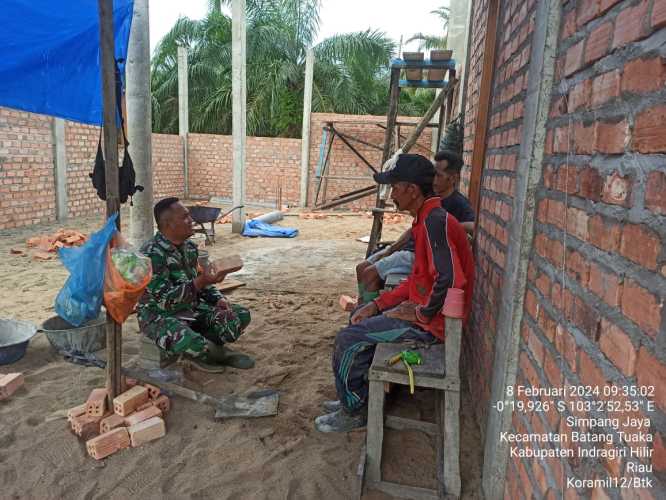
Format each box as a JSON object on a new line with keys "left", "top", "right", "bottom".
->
{"left": 621, "top": 279, "right": 662, "bottom": 337}
{"left": 579, "top": 350, "right": 609, "bottom": 390}
{"left": 612, "top": 1, "right": 650, "bottom": 49}
{"left": 574, "top": 122, "right": 595, "bottom": 154}
{"left": 588, "top": 263, "right": 622, "bottom": 307}
{"left": 585, "top": 22, "right": 613, "bottom": 64}
{"left": 547, "top": 199, "right": 566, "bottom": 228}
{"left": 564, "top": 40, "right": 585, "bottom": 76}
{"left": 653, "top": 433, "right": 666, "bottom": 473}
{"left": 579, "top": 167, "right": 603, "bottom": 201}
{"left": 569, "top": 79, "right": 592, "bottom": 110}
{"left": 86, "top": 427, "right": 130, "bottom": 460}
{"left": 595, "top": 120, "right": 628, "bottom": 154}
{"left": 589, "top": 215, "right": 621, "bottom": 252}
{"left": 633, "top": 104, "right": 666, "bottom": 153}
{"left": 128, "top": 416, "right": 166, "bottom": 447}
{"left": 600, "top": 0, "right": 621, "bottom": 14}
{"left": 601, "top": 171, "right": 632, "bottom": 206}
{"left": 570, "top": 207, "right": 590, "bottom": 240}
{"left": 555, "top": 324, "right": 578, "bottom": 373}
{"left": 113, "top": 385, "right": 149, "bottom": 417}
{"left": 578, "top": 0, "right": 601, "bottom": 27}
{"left": 619, "top": 224, "right": 660, "bottom": 269}
{"left": 0, "top": 373, "right": 24, "bottom": 400}
{"left": 556, "top": 165, "right": 579, "bottom": 195}
{"left": 599, "top": 318, "right": 637, "bottom": 376}
{"left": 544, "top": 351, "right": 562, "bottom": 387}
{"left": 645, "top": 170, "right": 666, "bottom": 214}
{"left": 566, "top": 249, "right": 590, "bottom": 285}
{"left": 652, "top": 0, "right": 666, "bottom": 29}
{"left": 86, "top": 388, "right": 108, "bottom": 417}
{"left": 622, "top": 57, "right": 666, "bottom": 94}
{"left": 636, "top": 347, "right": 666, "bottom": 412}
{"left": 562, "top": 9, "right": 577, "bottom": 40}
{"left": 124, "top": 405, "right": 162, "bottom": 427}
{"left": 100, "top": 413, "right": 125, "bottom": 434}
{"left": 574, "top": 296, "right": 601, "bottom": 339}
{"left": 591, "top": 70, "right": 620, "bottom": 107}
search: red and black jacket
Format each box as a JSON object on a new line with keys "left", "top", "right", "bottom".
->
{"left": 374, "top": 196, "right": 475, "bottom": 340}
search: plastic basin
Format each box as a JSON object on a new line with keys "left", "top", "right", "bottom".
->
{"left": 0, "top": 318, "right": 38, "bottom": 365}
{"left": 41, "top": 314, "right": 106, "bottom": 354}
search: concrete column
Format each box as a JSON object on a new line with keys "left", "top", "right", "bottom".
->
{"left": 231, "top": 0, "right": 247, "bottom": 233}
{"left": 178, "top": 45, "right": 190, "bottom": 199}
{"left": 481, "top": 2, "right": 561, "bottom": 498}
{"left": 52, "top": 118, "right": 68, "bottom": 221}
{"left": 127, "top": 0, "right": 154, "bottom": 246}
{"left": 299, "top": 48, "right": 315, "bottom": 207}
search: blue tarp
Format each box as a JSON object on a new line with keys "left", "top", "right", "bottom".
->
{"left": 242, "top": 220, "right": 299, "bottom": 238}
{"left": 0, "top": 1, "right": 134, "bottom": 125}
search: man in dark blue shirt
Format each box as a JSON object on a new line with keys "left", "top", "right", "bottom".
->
{"left": 356, "top": 150, "right": 474, "bottom": 303}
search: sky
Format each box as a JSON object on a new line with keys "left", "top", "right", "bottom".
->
{"left": 149, "top": 0, "right": 447, "bottom": 55}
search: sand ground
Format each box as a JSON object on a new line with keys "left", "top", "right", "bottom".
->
{"left": 0, "top": 208, "right": 482, "bottom": 500}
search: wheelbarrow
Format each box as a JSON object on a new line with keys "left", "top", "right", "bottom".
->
{"left": 187, "top": 205, "right": 243, "bottom": 245}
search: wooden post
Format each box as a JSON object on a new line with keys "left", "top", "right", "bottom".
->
{"left": 366, "top": 67, "right": 401, "bottom": 257}
{"left": 98, "top": 0, "right": 122, "bottom": 402}
{"left": 177, "top": 45, "right": 189, "bottom": 199}
{"left": 468, "top": 0, "right": 500, "bottom": 229}
{"left": 231, "top": 0, "right": 247, "bottom": 233}
{"left": 299, "top": 48, "right": 314, "bottom": 207}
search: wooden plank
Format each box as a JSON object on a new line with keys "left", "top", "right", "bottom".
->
{"left": 353, "top": 444, "right": 366, "bottom": 500}
{"left": 371, "top": 343, "right": 446, "bottom": 378}
{"left": 366, "top": 67, "right": 401, "bottom": 258}
{"left": 218, "top": 279, "right": 246, "bottom": 292}
{"left": 468, "top": 0, "right": 501, "bottom": 230}
{"left": 98, "top": 0, "right": 122, "bottom": 403}
{"left": 445, "top": 317, "right": 463, "bottom": 378}
{"left": 365, "top": 379, "right": 385, "bottom": 484}
{"left": 368, "top": 369, "right": 460, "bottom": 391}
{"left": 436, "top": 390, "right": 446, "bottom": 499}
{"left": 443, "top": 390, "right": 461, "bottom": 498}
{"left": 385, "top": 415, "right": 437, "bottom": 436}
{"left": 373, "top": 480, "right": 439, "bottom": 500}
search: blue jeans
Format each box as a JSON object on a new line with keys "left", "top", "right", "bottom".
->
{"left": 332, "top": 313, "right": 436, "bottom": 412}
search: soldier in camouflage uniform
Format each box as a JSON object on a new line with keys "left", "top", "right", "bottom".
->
{"left": 137, "top": 197, "right": 254, "bottom": 370}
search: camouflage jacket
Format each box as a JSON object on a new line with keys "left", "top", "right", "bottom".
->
{"left": 137, "top": 232, "right": 223, "bottom": 322}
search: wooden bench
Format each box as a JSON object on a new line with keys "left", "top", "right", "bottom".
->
{"left": 365, "top": 316, "right": 462, "bottom": 499}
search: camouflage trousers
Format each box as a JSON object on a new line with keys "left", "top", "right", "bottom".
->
{"left": 140, "top": 302, "right": 251, "bottom": 358}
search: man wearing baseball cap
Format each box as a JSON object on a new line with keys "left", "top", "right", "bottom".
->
{"left": 316, "top": 154, "right": 474, "bottom": 432}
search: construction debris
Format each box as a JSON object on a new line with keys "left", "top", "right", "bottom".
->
{"left": 212, "top": 255, "right": 243, "bottom": 275}
{"left": 67, "top": 381, "right": 171, "bottom": 461}
{"left": 20, "top": 229, "right": 87, "bottom": 260}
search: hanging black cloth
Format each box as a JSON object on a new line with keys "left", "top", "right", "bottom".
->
{"left": 90, "top": 60, "right": 144, "bottom": 205}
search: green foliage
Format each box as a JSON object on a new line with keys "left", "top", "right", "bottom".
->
{"left": 406, "top": 5, "right": 450, "bottom": 51}
{"left": 151, "top": 0, "right": 433, "bottom": 137}
{"left": 439, "top": 112, "right": 464, "bottom": 156}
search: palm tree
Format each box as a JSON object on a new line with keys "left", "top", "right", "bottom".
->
{"left": 151, "top": 0, "right": 397, "bottom": 137}
{"left": 406, "top": 5, "right": 450, "bottom": 51}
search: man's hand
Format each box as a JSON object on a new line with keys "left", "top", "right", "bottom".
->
{"left": 194, "top": 265, "right": 227, "bottom": 290}
{"left": 351, "top": 301, "right": 379, "bottom": 324}
{"left": 384, "top": 301, "right": 418, "bottom": 322}
{"left": 216, "top": 296, "right": 231, "bottom": 310}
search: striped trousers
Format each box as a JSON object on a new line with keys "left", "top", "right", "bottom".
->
{"left": 332, "top": 313, "right": 436, "bottom": 412}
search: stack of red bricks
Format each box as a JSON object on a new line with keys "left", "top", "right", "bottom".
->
{"left": 0, "top": 373, "right": 24, "bottom": 400}
{"left": 68, "top": 379, "right": 170, "bottom": 460}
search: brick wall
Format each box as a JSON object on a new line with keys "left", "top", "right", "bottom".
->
{"left": 463, "top": 0, "right": 666, "bottom": 497}
{"left": 464, "top": 0, "right": 536, "bottom": 438}
{"left": 65, "top": 121, "right": 105, "bottom": 218}
{"left": 152, "top": 133, "right": 185, "bottom": 200}
{"left": 307, "top": 113, "right": 432, "bottom": 209}
{"left": 0, "top": 108, "right": 55, "bottom": 229}
{"left": 514, "top": 0, "right": 666, "bottom": 496}
{"left": 188, "top": 134, "right": 301, "bottom": 206}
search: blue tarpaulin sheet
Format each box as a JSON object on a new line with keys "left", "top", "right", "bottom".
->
{"left": 0, "top": 1, "right": 134, "bottom": 125}
{"left": 242, "top": 220, "right": 299, "bottom": 238}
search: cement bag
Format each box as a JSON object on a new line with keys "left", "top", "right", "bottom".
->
{"left": 103, "top": 233, "right": 152, "bottom": 324}
{"left": 55, "top": 213, "right": 118, "bottom": 326}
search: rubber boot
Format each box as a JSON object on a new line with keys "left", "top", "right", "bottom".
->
{"left": 207, "top": 343, "right": 255, "bottom": 369}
